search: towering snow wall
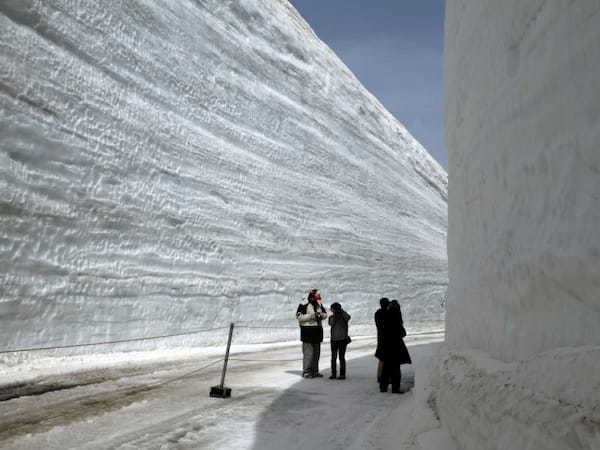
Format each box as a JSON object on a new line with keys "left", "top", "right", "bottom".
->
{"left": 0, "top": 0, "right": 447, "bottom": 353}
{"left": 441, "top": 1, "right": 600, "bottom": 448}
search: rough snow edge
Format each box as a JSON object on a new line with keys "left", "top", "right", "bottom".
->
{"left": 408, "top": 347, "right": 459, "bottom": 450}
{"left": 392, "top": 343, "right": 458, "bottom": 450}
{"left": 433, "top": 346, "right": 600, "bottom": 450}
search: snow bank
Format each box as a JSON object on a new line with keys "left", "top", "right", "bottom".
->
{"left": 433, "top": 347, "right": 600, "bottom": 450}
{"left": 443, "top": 0, "right": 600, "bottom": 448}
{"left": 0, "top": 1, "right": 447, "bottom": 354}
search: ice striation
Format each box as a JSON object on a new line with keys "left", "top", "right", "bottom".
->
{"left": 440, "top": 1, "right": 600, "bottom": 448}
{"left": 0, "top": 0, "right": 447, "bottom": 355}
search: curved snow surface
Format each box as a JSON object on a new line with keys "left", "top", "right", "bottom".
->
{"left": 0, "top": 0, "right": 447, "bottom": 354}
{"left": 441, "top": 0, "right": 600, "bottom": 448}
{"left": 445, "top": 0, "right": 600, "bottom": 361}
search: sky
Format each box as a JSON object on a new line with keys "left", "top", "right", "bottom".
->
{"left": 288, "top": 0, "right": 447, "bottom": 168}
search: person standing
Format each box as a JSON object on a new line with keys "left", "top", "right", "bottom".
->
{"left": 296, "top": 288, "right": 328, "bottom": 378}
{"left": 374, "top": 297, "right": 390, "bottom": 383}
{"left": 380, "top": 299, "right": 412, "bottom": 393}
{"left": 328, "top": 302, "right": 351, "bottom": 380}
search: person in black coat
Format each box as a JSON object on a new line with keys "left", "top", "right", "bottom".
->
{"left": 380, "top": 299, "right": 412, "bottom": 393}
{"left": 374, "top": 297, "right": 389, "bottom": 382}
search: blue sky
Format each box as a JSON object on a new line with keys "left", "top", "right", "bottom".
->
{"left": 288, "top": 0, "right": 447, "bottom": 168}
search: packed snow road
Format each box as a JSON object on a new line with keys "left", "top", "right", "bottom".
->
{"left": 0, "top": 333, "right": 447, "bottom": 449}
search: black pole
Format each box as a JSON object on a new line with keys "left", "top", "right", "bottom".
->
{"left": 219, "top": 323, "right": 234, "bottom": 388}
{"left": 210, "top": 322, "right": 234, "bottom": 398}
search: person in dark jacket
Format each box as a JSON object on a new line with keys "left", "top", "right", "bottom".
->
{"left": 328, "top": 302, "right": 351, "bottom": 379}
{"left": 380, "top": 299, "right": 412, "bottom": 393}
{"left": 374, "top": 297, "right": 390, "bottom": 382}
{"left": 296, "top": 288, "right": 328, "bottom": 378}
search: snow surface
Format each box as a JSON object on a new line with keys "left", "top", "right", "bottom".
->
{"left": 0, "top": 0, "right": 447, "bottom": 355}
{"left": 445, "top": 0, "right": 600, "bottom": 362}
{"left": 442, "top": 1, "right": 600, "bottom": 448}
{"left": 432, "top": 346, "right": 600, "bottom": 450}
{"left": 0, "top": 334, "right": 456, "bottom": 449}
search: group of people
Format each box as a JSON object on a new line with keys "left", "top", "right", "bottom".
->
{"left": 295, "top": 288, "right": 351, "bottom": 379}
{"left": 295, "top": 289, "right": 411, "bottom": 393}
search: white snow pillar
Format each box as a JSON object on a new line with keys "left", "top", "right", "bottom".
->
{"left": 445, "top": 0, "right": 600, "bottom": 361}
{"left": 440, "top": 2, "right": 600, "bottom": 448}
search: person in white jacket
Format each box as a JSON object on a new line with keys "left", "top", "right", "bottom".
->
{"left": 296, "top": 288, "right": 328, "bottom": 378}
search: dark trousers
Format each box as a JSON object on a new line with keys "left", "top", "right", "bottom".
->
{"left": 377, "top": 359, "right": 384, "bottom": 382}
{"left": 330, "top": 340, "right": 348, "bottom": 376}
{"left": 380, "top": 361, "right": 401, "bottom": 392}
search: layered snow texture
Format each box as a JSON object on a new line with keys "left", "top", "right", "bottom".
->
{"left": 0, "top": 0, "right": 447, "bottom": 353}
{"left": 442, "top": 1, "right": 600, "bottom": 448}
{"left": 445, "top": 0, "right": 600, "bottom": 362}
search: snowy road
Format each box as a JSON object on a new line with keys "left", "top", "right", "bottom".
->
{"left": 1, "top": 334, "right": 448, "bottom": 449}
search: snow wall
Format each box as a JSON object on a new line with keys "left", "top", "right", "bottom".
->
{"left": 441, "top": 1, "right": 600, "bottom": 448}
{"left": 0, "top": 0, "right": 447, "bottom": 355}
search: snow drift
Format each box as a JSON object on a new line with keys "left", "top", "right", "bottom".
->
{"left": 0, "top": 0, "right": 447, "bottom": 354}
{"left": 441, "top": 1, "right": 600, "bottom": 448}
